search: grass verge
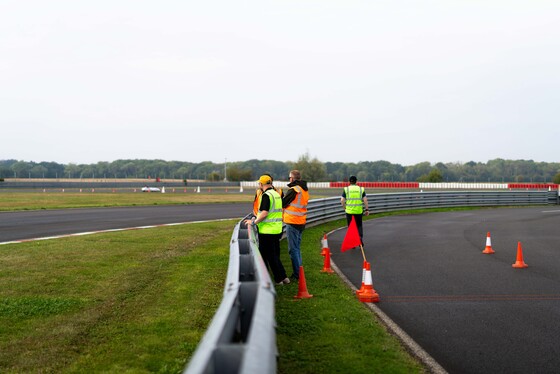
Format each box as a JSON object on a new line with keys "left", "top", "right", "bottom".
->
{"left": 276, "top": 220, "right": 426, "bottom": 374}
{"left": 0, "top": 221, "right": 235, "bottom": 373}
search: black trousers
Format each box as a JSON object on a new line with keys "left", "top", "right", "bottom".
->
{"left": 346, "top": 213, "right": 364, "bottom": 242}
{"left": 257, "top": 232, "right": 287, "bottom": 283}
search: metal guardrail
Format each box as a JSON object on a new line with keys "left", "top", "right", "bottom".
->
{"left": 184, "top": 216, "right": 277, "bottom": 374}
{"left": 184, "top": 190, "right": 559, "bottom": 374}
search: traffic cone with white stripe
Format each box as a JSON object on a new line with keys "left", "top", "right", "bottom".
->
{"left": 321, "top": 249, "right": 334, "bottom": 273}
{"left": 321, "top": 234, "right": 329, "bottom": 256}
{"left": 357, "top": 262, "right": 380, "bottom": 303}
{"left": 482, "top": 232, "right": 495, "bottom": 254}
{"left": 356, "top": 261, "right": 368, "bottom": 295}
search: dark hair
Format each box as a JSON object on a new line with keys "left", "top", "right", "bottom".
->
{"left": 349, "top": 175, "right": 357, "bottom": 183}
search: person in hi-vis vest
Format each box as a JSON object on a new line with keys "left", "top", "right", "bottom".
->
{"left": 245, "top": 175, "right": 290, "bottom": 285}
{"left": 341, "top": 175, "right": 369, "bottom": 244}
{"left": 282, "top": 170, "right": 309, "bottom": 281}
{"left": 252, "top": 173, "right": 282, "bottom": 217}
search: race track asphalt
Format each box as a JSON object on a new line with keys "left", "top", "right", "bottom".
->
{"left": 0, "top": 204, "right": 250, "bottom": 243}
{"left": 328, "top": 206, "right": 560, "bottom": 374}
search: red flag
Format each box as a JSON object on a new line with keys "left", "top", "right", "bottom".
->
{"left": 341, "top": 216, "right": 361, "bottom": 252}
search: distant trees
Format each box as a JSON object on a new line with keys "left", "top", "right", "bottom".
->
{"left": 404, "top": 162, "right": 432, "bottom": 182}
{"left": 225, "top": 166, "right": 252, "bottom": 182}
{"left": 291, "top": 152, "right": 326, "bottom": 182}
{"left": 64, "top": 163, "right": 80, "bottom": 179}
{"left": 1, "top": 157, "right": 560, "bottom": 184}
{"left": 417, "top": 169, "right": 444, "bottom": 183}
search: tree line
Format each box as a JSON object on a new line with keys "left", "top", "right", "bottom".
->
{"left": 1, "top": 155, "right": 560, "bottom": 184}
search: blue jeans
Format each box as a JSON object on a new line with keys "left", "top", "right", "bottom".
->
{"left": 286, "top": 224, "right": 304, "bottom": 279}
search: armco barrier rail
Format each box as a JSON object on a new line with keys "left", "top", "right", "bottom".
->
{"left": 184, "top": 190, "right": 559, "bottom": 374}
{"left": 184, "top": 216, "right": 278, "bottom": 374}
{"left": 242, "top": 181, "right": 559, "bottom": 190}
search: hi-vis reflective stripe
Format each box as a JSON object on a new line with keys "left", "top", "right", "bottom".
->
{"left": 258, "top": 189, "right": 283, "bottom": 234}
{"left": 344, "top": 185, "right": 364, "bottom": 214}
{"left": 262, "top": 191, "right": 283, "bottom": 223}
{"left": 344, "top": 186, "right": 364, "bottom": 206}
{"left": 288, "top": 186, "right": 306, "bottom": 208}
{"left": 284, "top": 185, "right": 309, "bottom": 225}
{"left": 285, "top": 186, "right": 308, "bottom": 214}
{"left": 284, "top": 210, "right": 306, "bottom": 217}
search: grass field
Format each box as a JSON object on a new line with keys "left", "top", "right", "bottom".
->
{"left": 0, "top": 192, "right": 427, "bottom": 373}
{"left": 0, "top": 188, "right": 348, "bottom": 211}
{"left": 0, "top": 191, "right": 253, "bottom": 211}
{"left": 0, "top": 221, "right": 234, "bottom": 373}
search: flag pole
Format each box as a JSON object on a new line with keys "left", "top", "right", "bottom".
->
{"left": 359, "top": 244, "right": 366, "bottom": 262}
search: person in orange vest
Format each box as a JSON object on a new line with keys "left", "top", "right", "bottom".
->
{"left": 282, "top": 170, "right": 309, "bottom": 281}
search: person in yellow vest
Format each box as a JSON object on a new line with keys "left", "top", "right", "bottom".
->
{"left": 282, "top": 170, "right": 309, "bottom": 281}
{"left": 245, "top": 175, "right": 290, "bottom": 285}
{"left": 341, "top": 175, "right": 369, "bottom": 244}
{"left": 252, "top": 173, "right": 282, "bottom": 217}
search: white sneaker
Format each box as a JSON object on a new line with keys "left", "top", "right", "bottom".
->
{"left": 276, "top": 277, "right": 290, "bottom": 285}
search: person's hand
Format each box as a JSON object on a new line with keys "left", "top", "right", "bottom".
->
{"left": 364, "top": 210, "right": 370, "bottom": 216}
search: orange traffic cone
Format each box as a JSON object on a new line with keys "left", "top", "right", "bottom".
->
{"left": 357, "top": 262, "right": 380, "bottom": 303}
{"left": 321, "top": 234, "right": 329, "bottom": 256}
{"left": 321, "top": 248, "right": 334, "bottom": 273}
{"left": 512, "top": 242, "right": 528, "bottom": 268}
{"left": 356, "top": 261, "right": 367, "bottom": 295}
{"left": 482, "top": 232, "right": 495, "bottom": 254}
{"left": 294, "top": 266, "right": 313, "bottom": 299}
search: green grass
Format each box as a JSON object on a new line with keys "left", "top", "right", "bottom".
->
{"left": 0, "top": 191, "right": 254, "bottom": 211}
{"left": 0, "top": 188, "right": 346, "bottom": 211}
{"left": 0, "top": 221, "right": 234, "bottom": 373}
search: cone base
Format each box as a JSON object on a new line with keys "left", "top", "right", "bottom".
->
{"left": 294, "top": 292, "right": 313, "bottom": 299}
{"left": 512, "top": 262, "right": 528, "bottom": 268}
{"left": 358, "top": 291, "right": 380, "bottom": 303}
{"left": 482, "top": 247, "right": 495, "bottom": 254}
{"left": 321, "top": 268, "right": 334, "bottom": 273}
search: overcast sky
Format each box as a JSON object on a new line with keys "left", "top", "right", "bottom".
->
{"left": 1, "top": 1, "right": 559, "bottom": 166}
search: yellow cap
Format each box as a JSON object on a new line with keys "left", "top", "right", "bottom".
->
{"left": 258, "top": 175, "right": 272, "bottom": 185}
